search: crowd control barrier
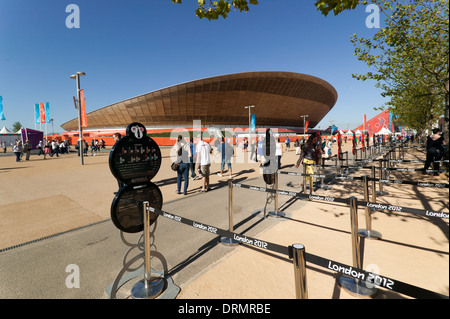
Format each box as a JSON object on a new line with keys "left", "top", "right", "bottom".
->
{"left": 146, "top": 204, "right": 448, "bottom": 299}
{"left": 233, "top": 182, "right": 449, "bottom": 221}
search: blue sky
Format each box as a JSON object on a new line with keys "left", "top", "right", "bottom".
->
{"left": 0, "top": 0, "right": 387, "bottom": 133}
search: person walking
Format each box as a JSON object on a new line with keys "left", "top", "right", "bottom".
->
{"left": 294, "top": 139, "right": 300, "bottom": 155}
{"left": 423, "top": 128, "right": 446, "bottom": 176}
{"left": 217, "top": 137, "right": 233, "bottom": 178}
{"left": 51, "top": 139, "right": 59, "bottom": 157}
{"left": 189, "top": 136, "right": 198, "bottom": 180}
{"left": 2, "top": 141, "right": 6, "bottom": 153}
{"left": 195, "top": 133, "right": 212, "bottom": 192}
{"left": 275, "top": 138, "right": 283, "bottom": 169}
{"left": 174, "top": 135, "right": 191, "bottom": 195}
{"left": 13, "top": 140, "right": 23, "bottom": 162}
{"left": 23, "top": 140, "right": 32, "bottom": 160}
{"left": 295, "top": 133, "right": 318, "bottom": 194}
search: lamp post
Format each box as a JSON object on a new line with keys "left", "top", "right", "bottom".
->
{"left": 300, "top": 115, "right": 308, "bottom": 140}
{"left": 70, "top": 71, "right": 86, "bottom": 165}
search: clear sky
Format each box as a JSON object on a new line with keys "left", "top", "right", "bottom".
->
{"left": 0, "top": 0, "right": 387, "bottom": 134}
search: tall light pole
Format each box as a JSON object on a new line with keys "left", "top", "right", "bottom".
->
{"left": 70, "top": 71, "right": 86, "bottom": 165}
{"left": 300, "top": 115, "right": 308, "bottom": 140}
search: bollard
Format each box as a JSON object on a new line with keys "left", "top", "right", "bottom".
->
{"left": 292, "top": 243, "right": 308, "bottom": 299}
{"left": 360, "top": 176, "right": 382, "bottom": 240}
{"left": 377, "top": 159, "right": 388, "bottom": 196}
{"left": 338, "top": 197, "right": 377, "bottom": 297}
{"left": 221, "top": 181, "right": 239, "bottom": 246}
{"left": 268, "top": 172, "right": 285, "bottom": 218}
{"left": 131, "top": 201, "right": 165, "bottom": 299}
{"left": 320, "top": 158, "right": 331, "bottom": 189}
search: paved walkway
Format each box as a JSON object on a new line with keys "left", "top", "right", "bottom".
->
{"left": 0, "top": 140, "right": 448, "bottom": 299}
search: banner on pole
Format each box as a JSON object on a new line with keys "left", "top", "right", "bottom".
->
{"left": 0, "top": 96, "right": 5, "bottom": 120}
{"left": 45, "top": 102, "right": 50, "bottom": 123}
{"left": 80, "top": 89, "right": 87, "bottom": 127}
{"left": 305, "top": 120, "right": 309, "bottom": 133}
{"left": 39, "top": 103, "right": 46, "bottom": 124}
{"left": 35, "top": 104, "right": 40, "bottom": 124}
{"left": 250, "top": 113, "right": 255, "bottom": 132}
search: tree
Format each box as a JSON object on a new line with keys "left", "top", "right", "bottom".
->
{"left": 315, "top": 0, "right": 449, "bottom": 160}
{"left": 172, "top": 0, "right": 258, "bottom": 20}
{"left": 314, "top": 0, "right": 366, "bottom": 16}
{"left": 11, "top": 121, "right": 22, "bottom": 132}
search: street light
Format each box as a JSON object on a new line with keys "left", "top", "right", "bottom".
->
{"left": 300, "top": 115, "right": 308, "bottom": 140}
{"left": 70, "top": 71, "right": 86, "bottom": 165}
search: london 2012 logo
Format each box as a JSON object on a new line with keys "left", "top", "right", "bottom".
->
{"left": 130, "top": 125, "right": 144, "bottom": 139}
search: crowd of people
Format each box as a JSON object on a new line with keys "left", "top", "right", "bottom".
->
{"left": 169, "top": 128, "right": 446, "bottom": 196}
{"left": 75, "top": 138, "right": 106, "bottom": 156}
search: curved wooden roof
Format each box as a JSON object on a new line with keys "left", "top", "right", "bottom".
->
{"left": 61, "top": 71, "right": 337, "bottom": 131}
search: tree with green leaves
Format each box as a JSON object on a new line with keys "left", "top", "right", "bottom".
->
{"left": 315, "top": 0, "right": 448, "bottom": 162}
{"left": 11, "top": 121, "right": 22, "bottom": 133}
{"left": 172, "top": 0, "right": 258, "bottom": 20}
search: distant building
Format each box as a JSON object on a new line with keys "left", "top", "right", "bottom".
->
{"left": 61, "top": 71, "right": 338, "bottom": 132}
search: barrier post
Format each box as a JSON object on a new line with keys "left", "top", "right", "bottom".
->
{"left": 370, "top": 166, "right": 377, "bottom": 202}
{"left": 360, "top": 176, "right": 382, "bottom": 240}
{"left": 320, "top": 158, "right": 331, "bottom": 189}
{"left": 221, "top": 181, "right": 239, "bottom": 246}
{"left": 268, "top": 172, "right": 285, "bottom": 218}
{"left": 338, "top": 197, "right": 377, "bottom": 297}
{"left": 292, "top": 243, "right": 308, "bottom": 299}
{"left": 377, "top": 159, "right": 388, "bottom": 196}
{"left": 131, "top": 201, "right": 165, "bottom": 299}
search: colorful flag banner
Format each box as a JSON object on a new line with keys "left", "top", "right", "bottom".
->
{"left": 331, "top": 124, "right": 336, "bottom": 135}
{"left": 39, "top": 103, "right": 46, "bottom": 123}
{"left": 80, "top": 89, "right": 87, "bottom": 127}
{"left": 45, "top": 102, "right": 50, "bottom": 123}
{"left": 250, "top": 113, "right": 255, "bottom": 132}
{"left": 305, "top": 120, "right": 309, "bottom": 133}
{"left": 0, "top": 96, "right": 5, "bottom": 120}
{"left": 35, "top": 103, "right": 40, "bottom": 123}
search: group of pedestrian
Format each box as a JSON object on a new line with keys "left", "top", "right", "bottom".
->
{"left": 173, "top": 134, "right": 235, "bottom": 195}
{"left": 11, "top": 138, "right": 70, "bottom": 162}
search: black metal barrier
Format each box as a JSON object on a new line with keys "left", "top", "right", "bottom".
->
{"left": 233, "top": 182, "right": 448, "bottom": 221}
{"left": 278, "top": 169, "right": 449, "bottom": 189}
{"left": 147, "top": 205, "right": 448, "bottom": 299}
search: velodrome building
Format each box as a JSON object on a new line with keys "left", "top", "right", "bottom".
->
{"left": 60, "top": 71, "right": 337, "bottom": 144}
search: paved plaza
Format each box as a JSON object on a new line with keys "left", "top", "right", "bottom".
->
{"left": 0, "top": 140, "right": 448, "bottom": 299}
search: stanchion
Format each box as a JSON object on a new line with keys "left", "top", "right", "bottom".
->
{"left": 221, "top": 181, "right": 240, "bottom": 246}
{"left": 377, "top": 158, "right": 388, "bottom": 196}
{"left": 320, "top": 158, "right": 331, "bottom": 189}
{"left": 131, "top": 201, "right": 165, "bottom": 299}
{"left": 339, "top": 197, "right": 377, "bottom": 297}
{"left": 292, "top": 243, "right": 308, "bottom": 299}
{"left": 267, "top": 172, "right": 285, "bottom": 218}
{"left": 359, "top": 176, "right": 382, "bottom": 240}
